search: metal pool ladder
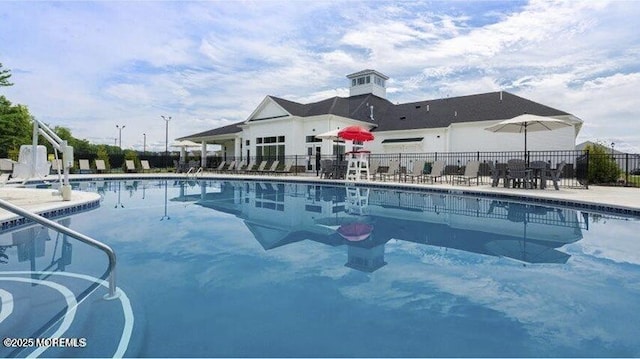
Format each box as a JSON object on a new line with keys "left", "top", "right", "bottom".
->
{"left": 0, "top": 198, "right": 118, "bottom": 299}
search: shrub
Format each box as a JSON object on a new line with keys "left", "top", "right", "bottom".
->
{"left": 584, "top": 143, "right": 621, "bottom": 184}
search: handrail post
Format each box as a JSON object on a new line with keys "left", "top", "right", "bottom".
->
{"left": 0, "top": 198, "right": 118, "bottom": 299}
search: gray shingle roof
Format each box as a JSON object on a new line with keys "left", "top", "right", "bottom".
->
{"left": 181, "top": 91, "right": 573, "bottom": 139}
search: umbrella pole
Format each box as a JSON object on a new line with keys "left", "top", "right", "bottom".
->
{"left": 524, "top": 123, "right": 528, "bottom": 164}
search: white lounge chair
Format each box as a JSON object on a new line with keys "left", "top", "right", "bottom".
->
{"left": 141, "top": 160, "right": 151, "bottom": 172}
{"left": 95, "top": 159, "right": 107, "bottom": 173}
{"left": 79, "top": 159, "right": 91, "bottom": 174}
{"left": 125, "top": 160, "right": 136, "bottom": 173}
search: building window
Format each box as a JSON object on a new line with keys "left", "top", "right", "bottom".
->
{"left": 246, "top": 140, "right": 250, "bottom": 146}
{"left": 357, "top": 77, "right": 366, "bottom": 85}
{"left": 256, "top": 135, "right": 285, "bottom": 162}
{"left": 352, "top": 79, "right": 356, "bottom": 86}
{"left": 305, "top": 135, "right": 322, "bottom": 143}
{"left": 366, "top": 76, "right": 370, "bottom": 84}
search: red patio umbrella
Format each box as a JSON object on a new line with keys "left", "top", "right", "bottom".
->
{"left": 338, "top": 222, "right": 373, "bottom": 241}
{"left": 338, "top": 126, "right": 374, "bottom": 142}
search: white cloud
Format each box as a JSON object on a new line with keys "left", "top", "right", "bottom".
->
{"left": 1, "top": 0, "right": 639, "bottom": 152}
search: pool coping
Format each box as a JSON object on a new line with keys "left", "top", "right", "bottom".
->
{"left": 4, "top": 172, "right": 640, "bottom": 221}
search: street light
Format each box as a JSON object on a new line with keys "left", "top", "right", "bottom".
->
{"left": 116, "top": 124, "right": 125, "bottom": 149}
{"left": 161, "top": 115, "right": 171, "bottom": 168}
{"left": 143, "top": 133, "right": 146, "bottom": 154}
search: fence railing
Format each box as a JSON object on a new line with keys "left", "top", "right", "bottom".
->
{"left": 70, "top": 149, "right": 640, "bottom": 188}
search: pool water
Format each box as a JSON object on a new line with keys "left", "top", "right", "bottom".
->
{"left": 1, "top": 179, "right": 640, "bottom": 357}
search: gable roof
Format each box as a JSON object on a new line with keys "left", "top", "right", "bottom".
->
{"left": 181, "top": 90, "right": 576, "bottom": 140}
{"left": 177, "top": 121, "right": 244, "bottom": 140}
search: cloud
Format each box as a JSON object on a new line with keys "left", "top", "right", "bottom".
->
{"left": 1, "top": 0, "right": 639, "bottom": 152}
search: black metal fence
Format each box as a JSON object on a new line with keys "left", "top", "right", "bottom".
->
{"left": 71, "top": 149, "right": 640, "bottom": 188}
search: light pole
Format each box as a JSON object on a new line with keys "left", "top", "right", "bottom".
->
{"left": 611, "top": 142, "right": 615, "bottom": 159}
{"left": 143, "top": 133, "right": 146, "bottom": 154}
{"left": 116, "top": 124, "right": 125, "bottom": 149}
{"left": 161, "top": 115, "right": 171, "bottom": 168}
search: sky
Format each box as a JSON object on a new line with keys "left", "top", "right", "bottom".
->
{"left": 1, "top": 0, "right": 639, "bottom": 153}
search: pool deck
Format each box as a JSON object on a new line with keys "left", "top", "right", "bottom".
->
{"left": 0, "top": 172, "right": 638, "bottom": 225}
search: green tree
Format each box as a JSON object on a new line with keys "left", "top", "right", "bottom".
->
{"left": 0, "top": 96, "right": 32, "bottom": 158}
{"left": 96, "top": 145, "right": 111, "bottom": 170}
{"left": 585, "top": 143, "right": 621, "bottom": 184}
{"left": 0, "top": 63, "right": 13, "bottom": 87}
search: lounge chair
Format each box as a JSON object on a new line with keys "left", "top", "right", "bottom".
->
{"left": 275, "top": 161, "right": 294, "bottom": 175}
{"left": 141, "top": 160, "right": 151, "bottom": 172}
{"left": 79, "top": 159, "right": 91, "bottom": 174}
{"left": 252, "top": 161, "right": 268, "bottom": 174}
{"left": 50, "top": 159, "right": 63, "bottom": 174}
{"left": 259, "top": 160, "right": 279, "bottom": 175}
{"left": 404, "top": 159, "right": 426, "bottom": 183}
{"left": 423, "top": 160, "right": 445, "bottom": 183}
{"left": 95, "top": 159, "right": 107, "bottom": 173}
{"left": 212, "top": 161, "right": 226, "bottom": 173}
{"left": 239, "top": 160, "right": 256, "bottom": 174}
{"left": 223, "top": 160, "right": 237, "bottom": 173}
{"left": 125, "top": 160, "right": 136, "bottom": 173}
{"left": 452, "top": 161, "right": 480, "bottom": 185}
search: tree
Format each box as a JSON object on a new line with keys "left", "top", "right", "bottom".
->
{"left": 0, "top": 63, "right": 13, "bottom": 87}
{"left": 0, "top": 96, "right": 32, "bottom": 158}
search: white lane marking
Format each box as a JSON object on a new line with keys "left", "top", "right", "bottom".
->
{"left": 0, "top": 271, "right": 133, "bottom": 358}
{"left": 0, "top": 277, "right": 77, "bottom": 358}
{"left": 0, "top": 288, "right": 14, "bottom": 324}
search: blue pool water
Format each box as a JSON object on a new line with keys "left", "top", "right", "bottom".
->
{"left": 1, "top": 179, "right": 640, "bottom": 357}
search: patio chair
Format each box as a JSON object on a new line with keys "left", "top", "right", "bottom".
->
{"left": 451, "top": 161, "right": 480, "bottom": 186}
{"left": 507, "top": 159, "right": 533, "bottom": 189}
{"left": 404, "top": 159, "right": 426, "bottom": 183}
{"left": 423, "top": 160, "right": 445, "bottom": 183}
{"left": 125, "top": 160, "right": 137, "bottom": 173}
{"left": 379, "top": 160, "right": 400, "bottom": 181}
{"left": 95, "top": 159, "right": 107, "bottom": 173}
{"left": 319, "top": 159, "right": 333, "bottom": 178}
{"left": 141, "top": 160, "right": 151, "bottom": 173}
{"left": 79, "top": 159, "right": 91, "bottom": 174}
{"left": 549, "top": 161, "right": 566, "bottom": 190}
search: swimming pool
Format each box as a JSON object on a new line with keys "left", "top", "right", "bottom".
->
{"left": 1, "top": 179, "right": 639, "bottom": 357}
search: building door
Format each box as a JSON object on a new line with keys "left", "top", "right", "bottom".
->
{"left": 307, "top": 145, "right": 321, "bottom": 171}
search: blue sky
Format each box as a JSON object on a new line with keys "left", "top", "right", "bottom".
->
{"left": 1, "top": 0, "right": 639, "bottom": 153}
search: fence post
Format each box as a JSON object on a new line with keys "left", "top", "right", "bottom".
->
{"left": 585, "top": 150, "right": 589, "bottom": 189}
{"left": 625, "top": 153, "right": 629, "bottom": 186}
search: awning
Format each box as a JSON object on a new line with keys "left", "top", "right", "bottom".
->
{"left": 381, "top": 137, "right": 424, "bottom": 144}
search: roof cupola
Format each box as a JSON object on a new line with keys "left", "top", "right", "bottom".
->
{"left": 346, "top": 69, "right": 388, "bottom": 99}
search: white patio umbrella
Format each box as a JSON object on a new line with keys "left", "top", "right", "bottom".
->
{"left": 484, "top": 114, "right": 572, "bottom": 152}
{"left": 315, "top": 128, "right": 341, "bottom": 140}
{"left": 171, "top": 140, "right": 201, "bottom": 160}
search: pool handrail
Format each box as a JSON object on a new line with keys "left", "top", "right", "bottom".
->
{"left": 0, "top": 197, "right": 118, "bottom": 299}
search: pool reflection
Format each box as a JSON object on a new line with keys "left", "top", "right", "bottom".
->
{"left": 164, "top": 180, "right": 587, "bottom": 272}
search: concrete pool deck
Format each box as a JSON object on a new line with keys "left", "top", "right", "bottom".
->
{"left": 0, "top": 172, "right": 638, "bottom": 226}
